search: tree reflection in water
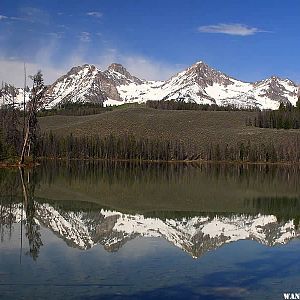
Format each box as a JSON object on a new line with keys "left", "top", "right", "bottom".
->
{"left": 19, "top": 167, "right": 43, "bottom": 261}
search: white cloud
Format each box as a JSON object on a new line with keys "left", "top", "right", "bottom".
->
{"left": 19, "top": 7, "right": 50, "bottom": 24}
{"left": 86, "top": 11, "right": 103, "bottom": 18}
{"left": 0, "top": 59, "right": 65, "bottom": 87}
{"left": 198, "top": 23, "right": 266, "bottom": 36}
{"left": 0, "top": 15, "right": 8, "bottom": 20}
{"left": 94, "top": 49, "right": 182, "bottom": 81}
{"left": 79, "top": 31, "right": 91, "bottom": 42}
{"left": 117, "top": 55, "right": 181, "bottom": 81}
{"left": 0, "top": 39, "right": 67, "bottom": 86}
{"left": 0, "top": 41, "right": 182, "bottom": 87}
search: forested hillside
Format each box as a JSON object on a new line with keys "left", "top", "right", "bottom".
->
{"left": 1, "top": 77, "right": 300, "bottom": 165}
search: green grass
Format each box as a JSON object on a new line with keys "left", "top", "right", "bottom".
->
{"left": 39, "top": 107, "right": 300, "bottom": 152}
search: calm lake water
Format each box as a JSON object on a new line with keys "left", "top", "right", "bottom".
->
{"left": 1, "top": 161, "right": 300, "bottom": 299}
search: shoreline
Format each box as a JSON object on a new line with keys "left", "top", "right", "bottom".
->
{"left": 1, "top": 157, "right": 299, "bottom": 169}
{"left": 0, "top": 162, "right": 40, "bottom": 169}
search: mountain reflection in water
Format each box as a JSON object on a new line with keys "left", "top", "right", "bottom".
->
{"left": 1, "top": 161, "right": 300, "bottom": 261}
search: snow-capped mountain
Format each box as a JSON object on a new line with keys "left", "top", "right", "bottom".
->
{"left": 1, "top": 61, "right": 299, "bottom": 110}
{"left": 0, "top": 83, "right": 30, "bottom": 108}
{"left": 116, "top": 62, "right": 299, "bottom": 109}
{"left": 1, "top": 202, "right": 298, "bottom": 258}
{"left": 44, "top": 64, "right": 121, "bottom": 108}
{"left": 44, "top": 61, "right": 299, "bottom": 110}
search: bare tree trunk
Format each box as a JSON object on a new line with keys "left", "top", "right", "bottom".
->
{"left": 20, "top": 127, "right": 29, "bottom": 165}
{"left": 23, "top": 63, "right": 27, "bottom": 139}
{"left": 19, "top": 167, "right": 28, "bottom": 206}
{"left": 27, "top": 143, "right": 31, "bottom": 157}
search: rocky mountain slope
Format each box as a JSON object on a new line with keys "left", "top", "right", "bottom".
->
{"left": 1, "top": 202, "right": 298, "bottom": 258}
{"left": 1, "top": 61, "right": 299, "bottom": 110}
{"left": 44, "top": 61, "right": 299, "bottom": 110}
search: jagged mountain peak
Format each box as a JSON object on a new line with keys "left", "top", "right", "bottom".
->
{"left": 188, "top": 60, "right": 211, "bottom": 70}
{"left": 44, "top": 63, "right": 121, "bottom": 107}
{"left": 174, "top": 60, "right": 234, "bottom": 88}
{"left": 255, "top": 75, "right": 295, "bottom": 86}
{"left": 105, "top": 63, "right": 143, "bottom": 86}
{"left": 2, "top": 59, "right": 299, "bottom": 110}
{"left": 252, "top": 75, "right": 298, "bottom": 106}
{"left": 65, "top": 64, "right": 99, "bottom": 77}
{"left": 107, "top": 63, "right": 130, "bottom": 76}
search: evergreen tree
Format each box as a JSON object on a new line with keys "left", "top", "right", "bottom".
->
{"left": 20, "top": 71, "right": 46, "bottom": 164}
{"left": 296, "top": 96, "right": 300, "bottom": 110}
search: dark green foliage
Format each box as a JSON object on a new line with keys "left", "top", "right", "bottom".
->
{"left": 38, "top": 102, "right": 112, "bottom": 117}
{"left": 252, "top": 103, "right": 300, "bottom": 129}
{"left": 22, "top": 169, "right": 43, "bottom": 261}
{"left": 20, "top": 70, "right": 47, "bottom": 163}
{"left": 38, "top": 133, "right": 193, "bottom": 161}
{"left": 0, "top": 107, "right": 23, "bottom": 160}
{"left": 296, "top": 97, "right": 300, "bottom": 110}
{"left": 37, "top": 132, "right": 300, "bottom": 163}
{"left": 146, "top": 99, "right": 259, "bottom": 112}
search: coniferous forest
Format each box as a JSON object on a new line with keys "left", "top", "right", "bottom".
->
{"left": 146, "top": 99, "right": 259, "bottom": 111}
{"left": 37, "top": 132, "right": 300, "bottom": 163}
{"left": 249, "top": 99, "right": 300, "bottom": 129}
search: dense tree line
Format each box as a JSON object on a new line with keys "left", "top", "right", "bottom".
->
{"left": 250, "top": 99, "right": 300, "bottom": 129}
{"left": 37, "top": 132, "right": 300, "bottom": 163}
{"left": 146, "top": 99, "right": 259, "bottom": 111}
{"left": 38, "top": 132, "right": 196, "bottom": 161}
{"left": 201, "top": 140, "right": 300, "bottom": 163}
{"left": 38, "top": 102, "right": 112, "bottom": 117}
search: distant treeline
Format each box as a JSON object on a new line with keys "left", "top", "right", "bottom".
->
{"left": 38, "top": 102, "right": 112, "bottom": 117}
{"left": 37, "top": 132, "right": 300, "bottom": 163}
{"left": 38, "top": 132, "right": 197, "bottom": 161}
{"left": 146, "top": 99, "right": 259, "bottom": 111}
{"left": 249, "top": 100, "right": 300, "bottom": 129}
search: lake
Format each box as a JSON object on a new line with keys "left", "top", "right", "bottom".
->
{"left": 1, "top": 161, "right": 300, "bottom": 299}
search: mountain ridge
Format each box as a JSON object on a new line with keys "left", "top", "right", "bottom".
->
{"left": 1, "top": 61, "right": 299, "bottom": 110}
{"left": 43, "top": 61, "right": 300, "bottom": 110}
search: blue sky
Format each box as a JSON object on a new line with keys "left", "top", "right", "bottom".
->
{"left": 0, "top": 0, "right": 299, "bottom": 86}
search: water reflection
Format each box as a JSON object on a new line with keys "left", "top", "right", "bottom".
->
{"left": 1, "top": 162, "right": 300, "bottom": 260}
{"left": 1, "top": 168, "right": 43, "bottom": 261}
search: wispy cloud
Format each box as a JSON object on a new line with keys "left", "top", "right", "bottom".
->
{"left": 79, "top": 31, "right": 91, "bottom": 42}
{"left": 0, "top": 44, "right": 182, "bottom": 86}
{"left": 0, "top": 15, "right": 8, "bottom": 21}
{"left": 86, "top": 11, "right": 103, "bottom": 18}
{"left": 198, "top": 23, "right": 267, "bottom": 36}
{"left": 95, "top": 50, "right": 182, "bottom": 81}
{"left": 47, "top": 32, "right": 64, "bottom": 39}
{"left": 18, "top": 7, "right": 50, "bottom": 24}
{"left": 0, "top": 7, "right": 50, "bottom": 24}
{"left": 0, "top": 14, "right": 28, "bottom": 22}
